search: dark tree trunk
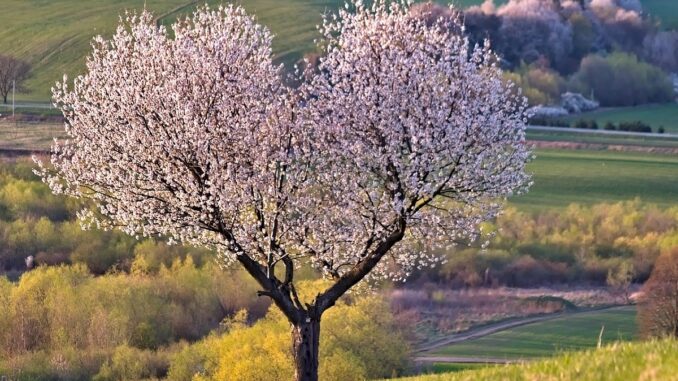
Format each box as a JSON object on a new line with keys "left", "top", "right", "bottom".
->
{"left": 291, "top": 317, "right": 320, "bottom": 381}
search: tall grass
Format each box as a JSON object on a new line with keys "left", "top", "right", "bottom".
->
{"left": 397, "top": 339, "right": 678, "bottom": 381}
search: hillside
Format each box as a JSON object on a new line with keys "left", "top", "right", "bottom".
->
{"left": 399, "top": 339, "right": 678, "bottom": 381}
{"left": 1, "top": 0, "right": 675, "bottom": 101}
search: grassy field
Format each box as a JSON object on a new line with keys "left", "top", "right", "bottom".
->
{"left": 643, "top": 0, "right": 678, "bottom": 29}
{"left": 0, "top": 0, "right": 191, "bottom": 102}
{"left": 2, "top": 0, "right": 675, "bottom": 101}
{"left": 511, "top": 149, "right": 678, "bottom": 210}
{"left": 0, "top": 122, "right": 65, "bottom": 151}
{"left": 429, "top": 306, "right": 637, "bottom": 360}
{"left": 563, "top": 103, "right": 678, "bottom": 134}
{"left": 398, "top": 339, "right": 678, "bottom": 381}
{"left": 526, "top": 129, "right": 678, "bottom": 148}
{"left": 0, "top": 122, "right": 675, "bottom": 210}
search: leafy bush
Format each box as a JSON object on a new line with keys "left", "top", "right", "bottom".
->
{"left": 167, "top": 284, "right": 410, "bottom": 381}
{"left": 505, "top": 63, "right": 566, "bottom": 106}
{"left": 429, "top": 201, "right": 678, "bottom": 288}
{"left": 568, "top": 52, "right": 673, "bottom": 107}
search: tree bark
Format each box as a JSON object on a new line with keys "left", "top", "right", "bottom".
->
{"left": 291, "top": 317, "right": 320, "bottom": 381}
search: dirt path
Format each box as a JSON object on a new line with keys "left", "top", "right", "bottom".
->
{"left": 415, "top": 305, "right": 623, "bottom": 357}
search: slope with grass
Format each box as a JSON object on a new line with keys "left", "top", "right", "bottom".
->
{"left": 511, "top": 149, "right": 678, "bottom": 210}
{"left": 398, "top": 339, "right": 678, "bottom": 381}
{"left": 2, "top": 0, "right": 675, "bottom": 101}
{"left": 0, "top": 0, "right": 192, "bottom": 102}
{"left": 428, "top": 306, "right": 637, "bottom": 361}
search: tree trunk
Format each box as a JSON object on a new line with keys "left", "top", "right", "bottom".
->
{"left": 291, "top": 317, "right": 320, "bottom": 381}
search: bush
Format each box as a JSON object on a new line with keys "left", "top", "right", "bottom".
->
{"left": 505, "top": 63, "right": 566, "bottom": 106}
{"left": 638, "top": 248, "right": 678, "bottom": 338}
{"left": 617, "top": 121, "right": 653, "bottom": 133}
{"left": 568, "top": 52, "right": 673, "bottom": 107}
{"left": 428, "top": 201, "right": 677, "bottom": 288}
{"left": 573, "top": 119, "right": 598, "bottom": 129}
{"left": 167, "top": 284, "right": 410, "bottom": 381}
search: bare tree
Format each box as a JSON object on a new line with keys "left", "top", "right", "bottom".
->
{"left": 36, "top": 3, "right": 530, "bottom": 380}
{"left": 639, "top": 248, "right": 678, "bottom": 339}
{"left": 0, "top": 55, "right": 30, "bottom": 104}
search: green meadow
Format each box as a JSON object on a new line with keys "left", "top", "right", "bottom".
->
{"left": 430, "top": 307, "right": 637, "bottom": 360}
{"left": 526, "top": 129, "right": 678, "bottom": 148}
{"left": 563, "top": 103, "right": 678, "bottom": 134}
{"left": 511, "top": 149, "right": 678, "bottom": 210}
{"left": 2, "top": 0, "right": 676, "bottom": 101}
{"left": 397, "top": 339, "right": 678, "bottom": 381}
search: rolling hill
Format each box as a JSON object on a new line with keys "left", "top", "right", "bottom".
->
{"left": 1, "top": 0, "right": 676, "bottom": 102}
{"left": 396, "top": 339, "right": 678, "bottom": 381}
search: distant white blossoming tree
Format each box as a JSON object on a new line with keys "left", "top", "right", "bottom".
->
{"left": 36, "top": 2, "right": 530, "bottom": 380}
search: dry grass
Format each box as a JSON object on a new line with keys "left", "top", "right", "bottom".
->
{"left": 0, "top": 121, "right": 64, "bottom": 152}
{"left": 390, "top": 287, "right": 624, "bottom": 344}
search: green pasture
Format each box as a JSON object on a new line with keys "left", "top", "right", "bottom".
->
{"left": 643, "top": 0, "right": 678, "bottom": 29}
{"left": 396, "top": 339, "right": 678, "bottom": 381}
{"left": 3, "top": 0, "right": 676, "bottom": 101}
{"left": 526, "top": 129, "right": 678, "bottom": 148}
{"left": 0, "top": 121, "right": 676, "bottom": 211}
{"left": 511, "top": 149, "right": 678, "bottom": 210}
{"left": 429, "top": 306, "right": 637, "bottom": 360}
{"left": 563, "top": 103, "right": 678, "bottom": 134}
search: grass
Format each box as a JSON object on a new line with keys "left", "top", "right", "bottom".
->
{"left": 0, "top": 0, "right": 191, "bottom": 102}
{"left": 563, "top": 103, "right": 678, "bottom": 134}
{"left": 0, "top": 122, "right": 676, "bottom": 211}
{"left": 4, "top": 0, "right": 675, "bottom": 101}
{"left": 427, "top": 363, "right": 493, "bottom": 374}
{"left": 396, "top": 339, "right": 678, "bottom": 381}
{"left": 429, "top": 306, "right": 637, "bottom": 360}
{"left": 510, "top": 149, "right": 678, "bottom": 210}
{"left": 526, "top": 129, "right": 678, "bottom": 148}
{"left": 643, "top": 0, "right": 678, "bottom": 29}
{"left": 0, "top": 122, "right": 65, "bottom": 151}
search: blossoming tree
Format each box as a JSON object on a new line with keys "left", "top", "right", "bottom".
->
{"left": 37, "top": 2, "right": 530, "bottom": 380}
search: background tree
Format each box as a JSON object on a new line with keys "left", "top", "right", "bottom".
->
{"left": 0, "top": 55, "right": 30, "bottom": 104}
{"left": 36, "top": 2, "right": 530, "bottom": 380}
{"left": 638, "top": 248, "right": 678, "bottom": 338}
{"left": 606, "top": 260, "right": 634, "bottom": 304}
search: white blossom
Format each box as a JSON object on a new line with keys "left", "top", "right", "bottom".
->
{"left": 36, "top": 1, "right": 529, "bottom": 317}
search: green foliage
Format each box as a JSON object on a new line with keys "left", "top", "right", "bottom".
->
{"left": 435, "top": 200, "right": 678, "bottom": 287}
{"left": 167, "top": 286, "right": 410, "bottom": 381}
{"left": 394, "top": 339, "right": 678, "bottom": 381}
{"left": 0, "top": 262, "right": 267, "bottom": 378}
{"left": 93, "top": 345, "right": 170, "bottom": 381}
{"left": 504, "top": 63, "right": 566, "bottom": 106}
{"left": 569, "top": 52, "right": 674, "bottom": 107}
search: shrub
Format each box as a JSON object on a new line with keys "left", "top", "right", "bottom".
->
{"left": 167, "top": 287, "right": 409, "bottom": 381}
{"left": 568, "top": 52, "right": 673, "bottom": 107}
{"left": 638, "top": 248, "right": 678, "bottom": 338}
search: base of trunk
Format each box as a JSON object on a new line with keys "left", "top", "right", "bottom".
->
{"left": 292, "top": 318, "right": 320, "bottom": 381}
